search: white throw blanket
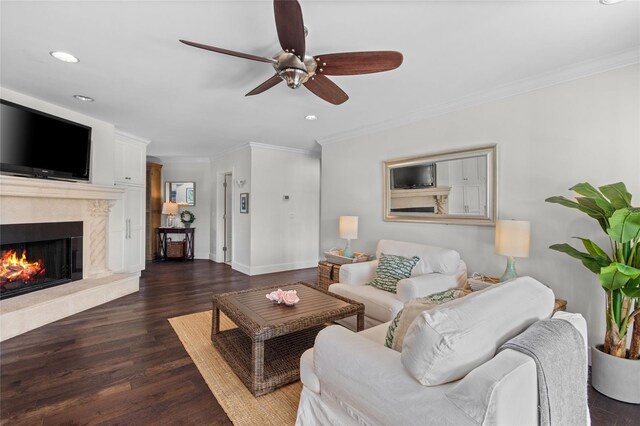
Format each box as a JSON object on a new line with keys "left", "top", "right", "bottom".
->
{"left": 498, "top": 318, "right": 589, "bottom": 426}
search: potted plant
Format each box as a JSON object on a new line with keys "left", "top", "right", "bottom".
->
{"left": 180, "top": 210, "right": 196, "bottom": 228}
{"left": 546, "top": 182, "right": 639, "bottom": 403}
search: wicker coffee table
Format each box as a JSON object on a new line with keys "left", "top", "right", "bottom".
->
{"left": 211, "top": 281, "right": 364, "bottom": 396}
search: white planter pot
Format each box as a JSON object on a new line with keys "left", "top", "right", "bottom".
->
{"left": 591, "top": 345, "right": 640, "bottom": 404}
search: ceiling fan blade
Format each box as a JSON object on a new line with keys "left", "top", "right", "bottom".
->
{"left": 245, "top": 74, "right": 283, "bottom": 96}
{"left": 303, "top": 75, "right": 348, "bottom": 105}
{"left": 273, "top": 0, "right": 305, "bottom": 59}
{"left": 179, "top": 39, "right": 276, "bottom": 64}
{"left": 314, "top": 51, "right": 403, "bottom": 75}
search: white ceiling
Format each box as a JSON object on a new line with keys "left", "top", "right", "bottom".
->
{"left": 1, "top": 1, "right": 638, "bottom": 158}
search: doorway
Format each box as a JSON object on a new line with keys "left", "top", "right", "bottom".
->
{"left": 223, "top": 173, "right": 233, "bottom": 263}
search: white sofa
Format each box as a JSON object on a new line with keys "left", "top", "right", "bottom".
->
{"left": 329, "top": 240, "right": 467, "bottom": 329}
{"left": 296, "top": 277, "right": 589, "bottom": 426}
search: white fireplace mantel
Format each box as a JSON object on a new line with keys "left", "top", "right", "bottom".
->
{"left": 0, "top": 175, "right": 138, "bottom": 342}
{"left": 0, "top": 175, "right": 124, "bottom": 200}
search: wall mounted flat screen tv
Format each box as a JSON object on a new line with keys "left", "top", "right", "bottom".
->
{"left": 391, "top": 163, "right": 436, "bottom": 189}
{"left": 1, "top": 99, "right": 91, "bottom": 181}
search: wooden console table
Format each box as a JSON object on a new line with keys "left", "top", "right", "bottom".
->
{"left": 157, "top": 227, "right": 195, "bottom": 261}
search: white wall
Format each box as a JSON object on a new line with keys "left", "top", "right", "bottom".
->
{"left": 211, "top": 146, "right": 252, "bottom": 269}
{"left": 320, "top": 64, "right": 640, "bottom": 349}
{"left": 1, "top": 88, "right": 115, "bottom": 185}
{"left": 210, "top": 144, "right": 320, "bottom": 275}
{"left": 250, "top": 146, "right": 320, "bottom": 274}
{"left": 159, "top": 159, "right": 212, "bottom": 260}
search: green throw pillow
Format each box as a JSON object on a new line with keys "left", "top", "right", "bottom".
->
{"left": 367, "top": 253, "right": 420, "bottom": 293}
{"left": 385, "top": 289, "right": 467, "bottom": 351}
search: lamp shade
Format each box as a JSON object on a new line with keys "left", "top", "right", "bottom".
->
{"left": 495, "top": 220, "right": 530, "bottom": 258}
{"left": 162, "top": 202, "right": 179, "bottom": 215}
{"left": 339, "top": 216, "right": 358, "bottom": 240}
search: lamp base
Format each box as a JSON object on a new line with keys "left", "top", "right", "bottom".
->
{"left": 499, "top": 256, "right": 518, "bottom": 282}
{"left": 344, "top": 239, "right": 353, "bottom": 258}
{"left": 166, "top": 215, "right": 175, "bottom": 228}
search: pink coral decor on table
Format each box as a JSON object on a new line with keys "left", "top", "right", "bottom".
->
{"left": 266, "top": 289, "right": 300, "bottom": 306}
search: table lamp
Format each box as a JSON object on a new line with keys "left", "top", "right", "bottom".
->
{"left": 339, "top": 216, "right": 358, "bottom": 258}
{"left": 162, "top": 202, "right": 179, "bottom": 228}
{"left": 495, "top": 219, "right": 530, "bottom": 282}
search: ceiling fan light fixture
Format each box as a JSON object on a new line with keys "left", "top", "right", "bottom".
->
{"left": 50, "top": 51, "right": 79, "bottom": 63}
{"left": 599, "top": 0, "right": 625, "bottom": 4}
{"left": 278, "top": 68, "right": 308, "bottom": 89}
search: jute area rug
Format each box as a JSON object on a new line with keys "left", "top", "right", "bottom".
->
{"left": 168, "top": 311, "right": 301, "bottom": 426}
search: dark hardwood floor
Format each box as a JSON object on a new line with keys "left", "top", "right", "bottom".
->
{"left": 1, "top": 260, "right": 638, "bottom": 425}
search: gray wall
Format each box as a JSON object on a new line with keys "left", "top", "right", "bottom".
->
{"left": 319, "top": 64, "right": 640, "bottom": 349}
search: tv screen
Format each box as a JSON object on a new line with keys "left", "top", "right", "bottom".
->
{"left": 391, "top": 163, "right": 436, "bottom": 189}
{"left": 1, "top": 99, "right": 91, "bottom": 181}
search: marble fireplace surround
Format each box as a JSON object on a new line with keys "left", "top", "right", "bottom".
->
{"left": 0, "top": 175, "right": 140, "bottom": 341}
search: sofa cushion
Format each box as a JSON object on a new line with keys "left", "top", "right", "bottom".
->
{"left": 385, "top": 289, "right": 466, "bottom": 351}
{"left": 400, "top": 276, "right": 555, "bottom": 386}
{"left": 368, "top": 253, "right": 420, "bottom": 293}
{"left": 376, "top": 240, "right": 461, "bottom": 276}
{"left": 329, "top": 283, "right": 405, "bottom": 324}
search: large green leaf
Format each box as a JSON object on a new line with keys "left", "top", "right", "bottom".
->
{"left": 571, "top": 182, "right": 615, "bottom": 218}
{"left": 607, "top": 208, "right": 640, "bottom": 244}
{"left": 598, "top": 263, "right": 633, "bottom": 290}
{"left": 576, "top": 197, "right": 609, "bottom": 231}
{"left": 550, "top": 243, "right": 606, "bottom": 274}
{"left": 622, "top": 276, "right": 640, "bottom": 298}
{"left": 577, "top": 238, "right": 611, "bottom": 262}
{"left": 545, "top": 196, "right": 608, "bottom": 232}
{"left": 615, "top": 262, "right": 640, "bottom": 278}
{"left": 600, "top": 182, "right": 632, "bottom": 209}
{"left": 576, "top": 197, "right": 606, "bottom": 218}
{"left": 546, "top": 196, "right": 608, "bottom": 232}
{"left": 571, "top": 182, "right": 605, "bottom": 199}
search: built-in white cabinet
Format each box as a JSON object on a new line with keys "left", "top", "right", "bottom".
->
{"left": 109, "top": 132, "right": 149, "bottom": 273}
{"left": 449, "top": 157, "right": 483, "bottom": 184}
{"left": 447, "top": 157, "right": 487, "bottom": 215}
{"left": 114, "top": 137, "right": 146, "bottom": 185}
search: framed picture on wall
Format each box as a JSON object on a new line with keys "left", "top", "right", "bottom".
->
{"left": 240, "top": 193, "right": 249, "bottom": 214}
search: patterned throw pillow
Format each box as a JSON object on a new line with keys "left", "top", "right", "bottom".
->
{"left": 385, "top": 289, "right": 467, "bottom": 351}
{"left": 367, "top": 253, "right": 420, "bottom": 293}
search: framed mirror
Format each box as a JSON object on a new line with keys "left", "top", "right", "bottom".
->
{"left": 383, "top": 144, "right": 497, "bottom": 225}
{"left": 165, "top": 181, "right": 196, "bottom": 206}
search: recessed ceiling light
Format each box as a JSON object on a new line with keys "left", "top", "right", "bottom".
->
{"left": 50, "top": 51, "right": 79, "bottom": 63}
{"left": 73, "top": 95, "right": 94, "bottom": 102}
{"left": 599, "top": 0, "right": 625, "bottom": 4}
{"left": 305, "top": 115, "right": 317, "bottom": 121}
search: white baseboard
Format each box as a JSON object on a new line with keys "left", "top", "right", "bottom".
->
{"left": 231, "top": 259, "right": 318, "bottom": 276}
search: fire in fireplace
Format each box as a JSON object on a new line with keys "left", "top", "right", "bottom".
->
{"left": 0, "top": 222, "right": 83, "bottom": 299}
{"left": 1, "top": 249, "right": 46, "bottom": 283}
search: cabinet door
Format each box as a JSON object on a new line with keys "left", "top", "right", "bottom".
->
{"left": 448, "top": 185, "right": 466, "bottom": 214}
{"left": 124, "top": 186, "right": 145, "bottom": 272}
{"left": 115, "top": 139, "right": 146, "bottom": 185}
{"left": 464, "top": 185, "right": 483, "bottom": 215}
{"left": 462, "top": 158, "right": 480, "bottom": 183}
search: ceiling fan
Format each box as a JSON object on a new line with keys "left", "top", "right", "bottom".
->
{"left": 179, "top": 0, "right": 403, "bottom": 105}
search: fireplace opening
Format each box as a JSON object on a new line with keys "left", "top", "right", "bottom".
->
{"left": 0, "top": 222, "right": 82, "bottom": 299}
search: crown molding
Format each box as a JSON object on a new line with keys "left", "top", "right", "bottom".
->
{"left": 316, "top": 48, "right": 639, "bottom": 146}
{"left": 115, "top": 129, "right": 150, "bottom": 146}
{"left": 248, "top": 141, "right": 320, "bottom": 156}
{"left": 157, "top": 156, "right": 211, "bottom": 164}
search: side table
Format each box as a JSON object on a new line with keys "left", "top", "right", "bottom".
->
{"left": 317, "top": 261, "right": 341, "bottom": 291}
{"left": 157, "top": 227, "right": 195, "bottom": 261}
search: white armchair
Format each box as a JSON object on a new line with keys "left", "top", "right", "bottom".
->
{"left": 329, "top": 239, "right": 467, "bottom": 329}
{"left": 296, "top": 277, "right": 589, "bottom": 426}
